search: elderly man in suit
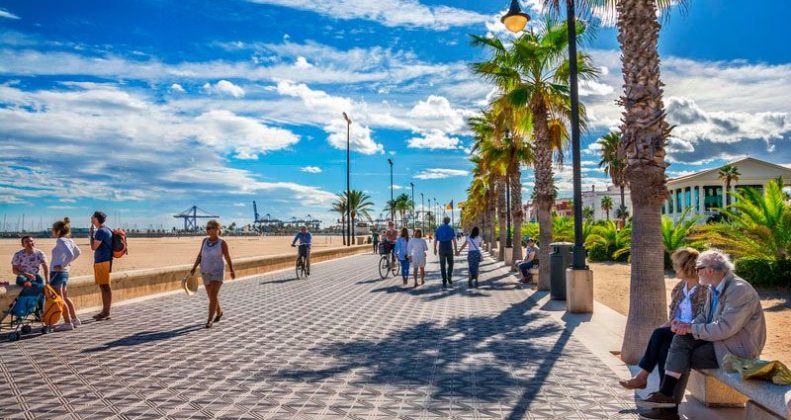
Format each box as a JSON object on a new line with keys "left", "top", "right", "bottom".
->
{"left": 638, "top": 249, "right": 767, "bottom": 420}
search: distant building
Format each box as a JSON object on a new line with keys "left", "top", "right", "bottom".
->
{"left": 664, "top": 157, "right": 791, "bottom": 222}
{"left": 523, "top": 198, "right": 575, "bottom": 221}
{"left": 581, "top": 185, "right": 632, "bottom": 222}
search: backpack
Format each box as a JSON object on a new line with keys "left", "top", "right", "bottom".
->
{"left": 42, "top": 285, "right": 64, "bottom": 326}
{"left": 112, "top": 228, "right": 128, "bottom": 258}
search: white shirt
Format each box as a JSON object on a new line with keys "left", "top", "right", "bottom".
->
{"left": 467, "top": 237, "right": 482, "bottom": 252}
{"left": 51, "top": 238, "right": 81, "bottom": 272}
{"left": 675, "top": 283, "right": 698, "bottom": 323}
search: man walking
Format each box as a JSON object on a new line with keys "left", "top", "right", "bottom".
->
{"left": 90, "top": 211, "right": 114, "bottom": 320}
{"left": 433, "top": 217, "right": 457, "bottom": 288}
{"left": 638, "top": 249, "right": 766, "bottom": 420}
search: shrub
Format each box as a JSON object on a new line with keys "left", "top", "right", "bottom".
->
{"left": 587, "top": 243, "right": 611, "bottom": 262}
{"left": 734, "top": 257, "right": 774, "bottom": 287}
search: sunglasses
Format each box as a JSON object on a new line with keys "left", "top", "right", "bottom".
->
{"left": 696, "top": 266, "right": 707, "bottom": 272}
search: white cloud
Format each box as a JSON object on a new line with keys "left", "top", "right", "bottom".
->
{"left": 413, "top": 168, "right": 468, "bottom": 180}
{"left": 407, "top": 130, "right": 462, "bottom": 150}
{"left": 407, "top": 95, "right": 469, "bottom": 133}
{"left": 169, "top": 83, "right": 185, "bottom": 93}
{"left": 300, "top": 166, "right": 322, "bottom": 173}
{"left": 245, "top": 0, "right": 488, "bottom": 30}
{"left": 294, "top": 56, "right": 312, "bottom": 69}
{"left": 233, "top": 202, "right": 247, "bottom": 207}
{"left": 192, "top": 109, "right": 301, "bottom": 159}
{"left": 202, "top": 80, "right": 245, "bottom": 98}
{"left": 0, "top": 8, "right": 19, "bottom": 19}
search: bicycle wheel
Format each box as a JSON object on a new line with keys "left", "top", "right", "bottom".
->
{"left": 296, "top": 258, "right": 306, "bottom": 279}
{"left": 392, "top": 257, "right": 400, "bottom": 276}
{"left": 378, "top": 256, "right": 391, "bottom": 279}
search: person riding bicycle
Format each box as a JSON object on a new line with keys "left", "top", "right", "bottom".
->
{"left": 383, "top": 221, "right": 398, "bottom": 264}
{"left": 291, "top": 226, "right": 312, "bottom": 275}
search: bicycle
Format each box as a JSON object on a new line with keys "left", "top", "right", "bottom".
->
{"left": 378, "top": 243, "right": 400, "bottom": 279}
{"left": 294, "top": 244, "right": 310, "bottom": 279}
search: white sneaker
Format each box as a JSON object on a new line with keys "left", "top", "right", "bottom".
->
{"left": 72, "top": 318, "right": 81, "bottom": 327}
{"left": 55, "top": 323, "right": 74, "bottom": 332}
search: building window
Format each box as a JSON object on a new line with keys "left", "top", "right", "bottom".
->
{"left": 676, "top": 189, "right": 683, "bottom": 213}
{"left": 694, "top": 186, "right": 700, "bottom": 212}
{"left": 667, "top": 195, "right": 673, "bottom": 214}
{"left": 684, "top": 187, "right": 692, "bottom": 210}
{"left": 704, "top": 186, "right": 723, "bottom": 211}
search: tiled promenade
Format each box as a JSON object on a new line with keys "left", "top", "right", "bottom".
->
{"left": 0, "top": 250, "right": 638, "bottom": 419}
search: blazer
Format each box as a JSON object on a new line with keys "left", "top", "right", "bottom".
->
{"left": 668, "top": 281, "right": 708, "bottom": 322}
{"left": 691, "top": 272, "right": 766, "bottom": 366}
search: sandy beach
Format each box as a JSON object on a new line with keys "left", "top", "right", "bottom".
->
{"left": 1, "top": 235, "right": 350, "bottom": 279}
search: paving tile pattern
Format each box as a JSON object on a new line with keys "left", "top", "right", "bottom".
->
{"left": 0, "top": 250, "right": 638, "bottom": 419}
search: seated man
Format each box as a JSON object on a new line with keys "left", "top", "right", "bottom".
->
{"left": 11, "top": 236, "right": 49, "bottom": 314}
{"left": 638, "top": 249, "right": 766, "bottom": 420}
{"left": 291, "top": 226, "right": 312, "bottom": 275}
{"left": 517, "top": 238, "right": 538, "bottom": 284}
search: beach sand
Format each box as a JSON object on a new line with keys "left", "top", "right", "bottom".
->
{"left": 1, "top": 235, "right": 351, "bottom": 279}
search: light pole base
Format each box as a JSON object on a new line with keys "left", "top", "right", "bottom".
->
{"left": 504, "top": 247, "right": 514, "bottom": 268}
{"left": 565, "top": 268, "right": 594, "bottom": 313}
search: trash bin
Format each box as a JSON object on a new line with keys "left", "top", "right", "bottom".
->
{"left": 550, "top": 242, "right": 574, "bottom": 300}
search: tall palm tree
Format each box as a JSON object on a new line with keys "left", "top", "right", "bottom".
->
{"left": 345, "top": 190, "right": 375, "bottom": 244}
{"left": 331, "top": 194, "right": 348, "bottom": 245}
{"left": 598, "top": 131, "right": 628, "bottom": 221}
{"left": 600, "top": 196, "right": 613, "bottom": 222}
{"left": 718, "top": 163, "right": 741, "bottom": 207}
{"left": 390, "top": 193, "right": 412, "bottom": 226}
{"left": 472, "top": 19, "right": 597, "bottom": 289}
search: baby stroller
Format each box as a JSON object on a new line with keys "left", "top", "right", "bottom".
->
{"left": 0, "top": 283, "right": 46, "bottom": 341}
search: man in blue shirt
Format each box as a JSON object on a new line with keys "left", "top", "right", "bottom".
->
{"left": 291, "top": 226, "right": 312, "bottom": 275}
{"left": 90, "top": 211, "right": 114, "bottom": 320}
{"left": 433, "top": 217, "right": 457, "bottom": 288}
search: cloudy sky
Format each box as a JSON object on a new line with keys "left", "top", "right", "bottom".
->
{"left": 0, "top": 0, "right": 789, "bottom": 230}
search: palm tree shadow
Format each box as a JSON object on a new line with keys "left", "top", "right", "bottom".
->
{"left": 82, "top": 324, "right": 203, "bottom": 353}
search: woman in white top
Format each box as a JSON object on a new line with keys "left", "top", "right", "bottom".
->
{"left": 407, "top": 229, "right": 428, "bottom": 287}
{"left": 190, "top": 220, "right": 235, "bottom": 328}
{"left": 50, "top": 217, "right": 82, "bottom": 331}
{"left": 457, "top": 226, "right": 482, "bottom": 288}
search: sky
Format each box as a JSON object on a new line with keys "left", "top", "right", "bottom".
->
{"left": 0, "top": 0, "right": 789, "bottom": 231}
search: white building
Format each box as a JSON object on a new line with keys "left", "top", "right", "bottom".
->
{"left": 664, "top": 157, "right": 791, "bottom": 222}
{"left": 581, "top": 185, "right": 632, "bottom": 222}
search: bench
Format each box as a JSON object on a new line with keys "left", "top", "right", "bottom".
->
{"left": 690, "top": 368, "right": 791, "bottom": 419}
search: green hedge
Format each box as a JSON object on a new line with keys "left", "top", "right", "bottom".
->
{"left": 734, "top": 257, "right": 791, "bottom": 288}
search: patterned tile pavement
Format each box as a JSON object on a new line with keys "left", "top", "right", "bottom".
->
{"left": 0, "top": 250, "right": 639, "bottom": 419}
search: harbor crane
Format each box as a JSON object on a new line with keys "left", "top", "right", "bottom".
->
{"left": 173, "top": 206, "right": 218, "bottom": 232}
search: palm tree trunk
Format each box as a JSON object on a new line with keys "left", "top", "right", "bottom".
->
{"left": 725, "top": 179, "right": 731, "bottom": 207}
{"left": 620, "top": 184, "right": 626, "bottom": 225}
{"left": 617, "top": 0, "right": 671, "bottom": 364}
{"left": 342, "top": 215, "right": 347, "bottom": 245}
{"left": 496, "top": 176, "right": 507, "bottom": 261}
{"left": 509, "top": 161, "right": 523, "bottom": 262}
{"left": 531, "top": 97, "right": 554, "bottom": 291}
{"left": 487, "top": 180, "right": 497, "bottom": 250}
{"left": 351, "top": 214, "right": 356, "bottom": 245}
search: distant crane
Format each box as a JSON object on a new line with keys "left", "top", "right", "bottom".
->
{"left": 173, "top": 206, "right": 218, "bottom": 232}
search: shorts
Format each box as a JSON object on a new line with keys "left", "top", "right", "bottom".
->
{"left": 94, "top": 261, "right": 112, "bottom": 286}
{"left": 50, "top": 271, "right": 70, "bottom": 288}
{"left": 201, "top": 272, "right": 224, "bottom": 286}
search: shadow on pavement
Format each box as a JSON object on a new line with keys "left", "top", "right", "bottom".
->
{"left": 82, "top": 324, "right": 203, "bottom": 353}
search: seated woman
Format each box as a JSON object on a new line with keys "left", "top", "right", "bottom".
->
{"left": 619, "top": 247, "right": 709, "bottom": 389}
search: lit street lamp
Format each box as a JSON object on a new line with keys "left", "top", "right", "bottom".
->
{"left": 343, "top": 112, "right": 352, "bottom": 247}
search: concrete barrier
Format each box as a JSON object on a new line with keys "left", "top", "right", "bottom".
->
{"left": 1, "top": 245, "right": 370, "bottom": 311}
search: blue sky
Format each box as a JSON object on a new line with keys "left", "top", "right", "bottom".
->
{"left": 1, "top": 0, "right": 789, "bottom": 230}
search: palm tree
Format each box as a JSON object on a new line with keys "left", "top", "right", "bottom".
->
{"left": 661, "top": 207, "right": 703, "bottom": 266}
{"left": 345, "top": 190, "right": 375, "bottom": 244}
{"left": 390, "top": 193, "right": 412, "bottom": 227}
{"left": 472, "top": 19, "right": 597, "bottom": 289}
{"left": 718, "top": 164, "right": 741, "bottom": 207}
{"left": 331, "top": 194, "right": 348, "bottom": 245}
{"left": 585, "top": 220, "right": 632, "bottom": 261}
{"left": 600, "top": 196, "right": 614, "bottom": 221}
{"left": 599, "top": 131, "right": 628, "bottom": 221}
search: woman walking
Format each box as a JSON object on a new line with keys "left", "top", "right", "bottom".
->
{"left": 50, "top": 217, "right": 82, "bottom": 331}
{"left": 407, "top": 229, "right": 428, "bottom": 287}
{"left": 395, "top": 227, "right": 411, "bottom": 285}
{"left": 190, "top": 220, "right": 235, "bottom": 328}
{"left": 457, "top": 226, "right": 482, "bottom": 288}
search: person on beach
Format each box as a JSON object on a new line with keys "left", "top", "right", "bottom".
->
{"left": 456, "top": 226, "right": 482, "bottom": 288}
{"left": 433, "top": 217, "right": 457, "bottom": 288}
{"left": 371, "top": 230, "right": 379, "bottom": 254}
{"left": 50, "top": 218, "right": 82, "bottom": 331}
{"left": 395, "top": 228, "right": 410, "bottom": 285}
{"left": 618, "top": 248, "right": 707, "bottom": 390}
{"left": 90, "top": 211, "right": 113, "bottom": 320}
{"left": 291, "top": 225, "right": 312, "bottom": 275}
{"left": 190, "top": 220, "right": 235, "bottom": 329}
{"left": 11, "top": 236, "right": 49, "bottom": 316}
{"left": 407, "top": 229, "right": 428, "bottom": 287}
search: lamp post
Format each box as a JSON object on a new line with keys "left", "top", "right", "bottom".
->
{"left": 501, "top": 0, "right": 585, "bottom": 269}
{"left": 343, "top": 112, "right": 352, "bottom": 247}
{"left": 420, "top": 192, "right": 425, "bottom": 233}
{"left": 387, "top": 158, "right": 394, "bottom": 223}
{"left": 410, "top": 182, "right": 415, "bottom": 230}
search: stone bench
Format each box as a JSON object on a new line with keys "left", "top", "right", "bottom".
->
{"left": 690, "top": 368, "right": 791, "bottom": 419}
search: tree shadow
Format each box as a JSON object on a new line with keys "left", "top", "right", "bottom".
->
{"left": 82, "top": 325, "right": 203, "bottom": 353}
{"left": 260, "top": 295, "right": 585, "bottom": 417}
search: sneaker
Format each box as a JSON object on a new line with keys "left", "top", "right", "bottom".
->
{"left": 638, "top": 407, "right": 679, "bottom": 420}
{"left": 637, "top": 392, "right": 677, "bottom": 409}
{"left": 72, "top": 318, "right": 82, "bottom": 327}
{"left": 55, "top": 323, "right": 74, "bottom": 332}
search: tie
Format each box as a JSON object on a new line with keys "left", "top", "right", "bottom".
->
{"left": 709, "top": 287, "right": 720, "bottom": 322}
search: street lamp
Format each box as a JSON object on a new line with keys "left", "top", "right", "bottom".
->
{"left": 343, "top": 112, "right": 352, "bottom": 247}
{"left": 501, "top": 0, "right": 586, "bottom": 269}
{"left": 410, "top": 182, "right": 415, "bottom": 230}
{"left": 420, "top": 192, "right": 425, "bottom": 233}
{"left": 387, "top": 158, "right": 394, "bottom": 223}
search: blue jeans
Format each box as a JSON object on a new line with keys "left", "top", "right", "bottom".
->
{"left": 50, "top": 271, "right": 70, "bottom": 288}
{"left": 518, "top": 260, "right": 535, "bottom": 278}
{"left": 400, "top": 258, "right": 410, "bottom": 279}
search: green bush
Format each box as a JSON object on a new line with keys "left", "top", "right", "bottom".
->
{"left": 733, "top": 257, "right": 791, "bottom": 287}
{"left": 587, "top": 243, "right": 611, "bottom": 262}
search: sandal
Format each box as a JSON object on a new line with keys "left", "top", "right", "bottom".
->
{"left": 213, "top": 312, "right": 223, "bottom": 323}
